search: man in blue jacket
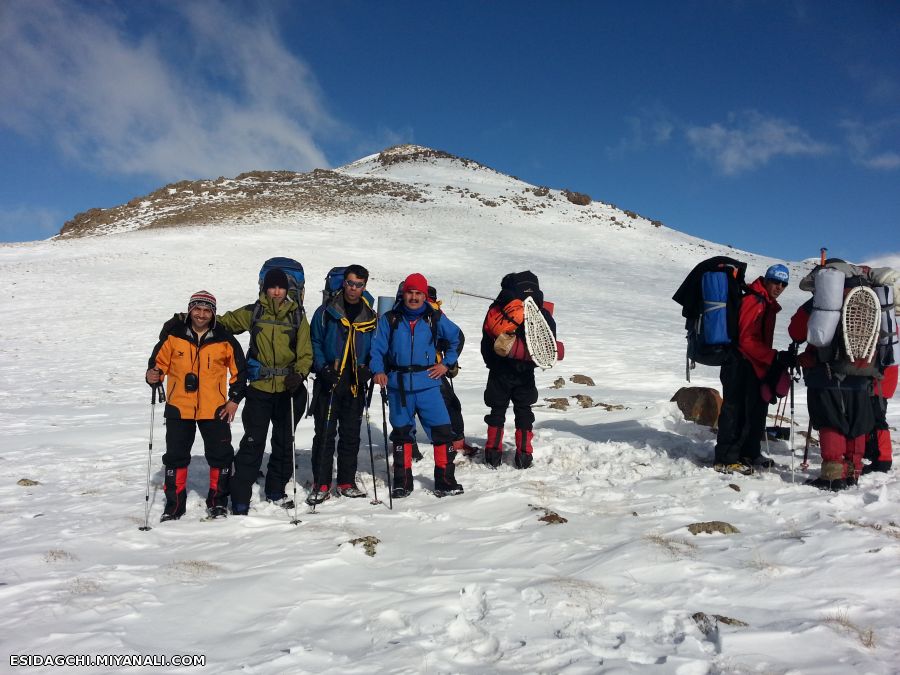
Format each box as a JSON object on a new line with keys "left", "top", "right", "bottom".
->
{"left": 371, "top": 273, "right": 464, "bottom": 498}
{"left": 308, "top": 264, "right": 378, "bottom": 505}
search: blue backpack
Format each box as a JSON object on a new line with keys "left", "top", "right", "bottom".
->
{"left": 258, "top": 257, "right": 305, "bottom": 307}
{"left": 673, "top": 256, "right": 748, "bottom": 379}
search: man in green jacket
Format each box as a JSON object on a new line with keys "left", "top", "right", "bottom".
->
{"left": 217, "top": 268, "right": 313, "bottom": 514}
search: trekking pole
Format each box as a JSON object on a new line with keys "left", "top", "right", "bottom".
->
{"left": 801, "top": 420, "right": 813, "bottom": 471}
{"left": 289, "top": 390, "right": 301, "bottom": 526}
{"left": 364, "top": 381, "right": 380, "bottom": 505}
{"left": 140, "top": 383, "right": 164, "bottom": 531}
{"left": 789, "top": 368, "right": 795, "bottom": 483}
{"left": 309, "top": 385, "right": 337, "bottom": 515}
{"left": 451, "top": 289, "right": 493, "bottom": 301}
{"left": 380, "top": 386, "right": 393, "bottom": 510}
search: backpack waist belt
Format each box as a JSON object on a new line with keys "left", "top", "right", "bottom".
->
{"left": 257, "top": 366, "right": 292, "bottom": 378}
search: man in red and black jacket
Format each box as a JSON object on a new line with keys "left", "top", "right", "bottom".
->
{"left": 714, "top": 264, "right": 793, "bottom": 474}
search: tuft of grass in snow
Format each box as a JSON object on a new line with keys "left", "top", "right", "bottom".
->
{"left": 644, "top": 533, "right": 698, "bottom": 559}
{"left": 822, "top": 609, "right": 876, "bottom": 648}
{"left": 44, "top": 549, "right": 76, "bottom": 563}
{"left": 838, "top": 519, "right": 900, "bottom": 540}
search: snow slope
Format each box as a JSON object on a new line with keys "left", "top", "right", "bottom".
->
{"left": 1, "top": 153, "right": 898, "bottom": 674}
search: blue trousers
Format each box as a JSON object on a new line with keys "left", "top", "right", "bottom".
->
{"left": 387, "top": 386, "right": 453, "bottom": 445}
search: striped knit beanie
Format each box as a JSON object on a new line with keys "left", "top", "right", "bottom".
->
{"left": 188, "top": 290, "right": 216, "bottom": 313}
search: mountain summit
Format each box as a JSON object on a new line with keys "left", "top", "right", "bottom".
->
{"left": 58, "top": 145, "right": 661, "bottom": 239}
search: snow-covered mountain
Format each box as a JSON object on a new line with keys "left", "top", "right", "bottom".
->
{"left": 1, "top": 145, "right": 897, "bottom": 673}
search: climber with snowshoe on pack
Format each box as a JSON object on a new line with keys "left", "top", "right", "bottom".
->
{"left": 370, "top": 273, "right": 464, "bottom": 498}
{"left": 146, "top": 290, "right": 247, "bottom": 521}
{"left": 789, "top": 259, "right": 899, "bottom": 490}
{"left": 307, "top": 264, "right": 378, "bottom": 505}
{"left": 480, "top": 271, "right": 558, "bottom": 470}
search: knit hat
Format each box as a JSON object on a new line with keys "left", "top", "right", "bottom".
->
{"left": 188, "top": 290, "right": 216, "bottom": 313}
{"left": 402, "top": 273, "right": 428, "bottom": 295}
{"left": 262, "top": 268, "right": 290, "bottom": 291}
{"left": 764, "top": 264, "right": 790, "bottom": 285}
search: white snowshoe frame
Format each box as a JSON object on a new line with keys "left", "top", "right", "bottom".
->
{"left": 842, "top": 286, "right": 880, "bottom": 363}
{"left": 523, "top": 296, "right": 557, "bottom": 370}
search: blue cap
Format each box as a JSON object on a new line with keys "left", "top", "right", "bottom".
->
{"left": 765, "top": 264, "right": 789, "bottom": 285}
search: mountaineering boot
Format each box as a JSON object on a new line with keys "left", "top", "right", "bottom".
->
{"left": 161, "top": 466, "right": 188, "bottom": 522}
{"left": 205, "top": 466, "right": 231, "bottom": 518}
{"left": 484, "top": 426, "right": 504, "bottom": 469}
{"left": 336, "top": 483, "right": 367, "bottom": 498}
{"left": 514, "top": 429, "right": 534, "bottom": 470}
{"left": 743, "top": 455, "right": 775, "bottom": 469}
{"left": 433, "top": 445, "right": 464, "bottom": 497}
{"left": 305, "top": 484, "right": 331, "bottom": 506}
{"left": 805, "top": 477, "right": 848, "bottom": 491}
{"left": 805, "top": 460, "right": 847, "bottom": 491}
{"left": 391, "top": 443, "right": 414, "bottom": 498}
{"left": 713, "top": 462, "right": 754, "bottom": 476}
{"left": 862, "top": 460, "right": 892, "bottom": 474}
{"left": 452, "top": 437, "right": 478, "bottom": 458}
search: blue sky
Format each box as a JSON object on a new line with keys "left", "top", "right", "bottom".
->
{"left": 1, "top": 1, "right": 898, "bottom": 263}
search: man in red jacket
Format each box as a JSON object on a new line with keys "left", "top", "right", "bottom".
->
{"left": 714, "top": 264, "right": 794, "bottom": 474}
{"left": 866, "top": 364, "right": 897, "bottom": 474}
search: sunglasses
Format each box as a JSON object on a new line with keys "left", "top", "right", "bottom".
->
{"left": 344, "top": 279, "right": 366, "bottom": 289}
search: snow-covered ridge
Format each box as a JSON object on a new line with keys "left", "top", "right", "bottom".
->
{"left": 56, "top": 145, "right": 665, "bottom": 240}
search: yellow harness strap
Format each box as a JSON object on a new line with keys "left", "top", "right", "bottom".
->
{"left": 337, "top": 316, "right": 377, "bottom": 396}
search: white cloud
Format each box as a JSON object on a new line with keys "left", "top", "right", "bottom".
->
{"left": 686, "top": 110, "right": 832, "bottom": 175}
{"left": 840, "top": 118, "right": 900, "bottom": 171}
{"left": 606, "top": 107, "right": 675, "bottom": 159}
{"left": 0, "top": 1, "right": 339, "bottom": 181}
{"left": 0, "top": 206, "right": 62, "bottom": 241}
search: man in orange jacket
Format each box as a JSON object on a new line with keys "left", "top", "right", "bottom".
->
{"left": 146, "top": 291, "right": 247, "bottom": 521}
{"left": 714, "top": 264, "right": 793, "bottom": 474}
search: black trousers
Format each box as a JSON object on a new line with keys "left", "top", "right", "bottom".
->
{"left": 162, "top": 417, "right": 234, "bottom": 469}
{"left": 441, "top": 377, "right": 465, "bottom": 440}
{"left": 231, "top": 387, "right": 305, "bottom": 505}
{"left": 714, "top": 356, "right": 767, "bottom": 464}
{"left": 310, "top": 382, "right": 365, "bottom": 488}
{"left": 483, "top": 367, "right": 538, "bottom": 430}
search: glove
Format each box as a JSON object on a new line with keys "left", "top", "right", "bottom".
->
{"left": 356, "top": 364, "right": 372, "bottom": 382}
{"left": 318, "top": 365, "right": 339, "bottom": 388}
{"left": 494, "top": 332, "right": 516, "bottom": 357}
{"left": 775, "top": 350, "right": 797, "bottom": 369}
{"left": 284, "top": 372, "right": 305, "bottom": 393}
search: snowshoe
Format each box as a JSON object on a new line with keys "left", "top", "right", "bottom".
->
{"left": 391, "top": 486, "right": 411, "bottom": 499}
{"left": 159, "top": 512, "right": 183, "bottom": 523}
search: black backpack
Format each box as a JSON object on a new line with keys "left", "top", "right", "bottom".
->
{"left": 673, "top": 256, "right": 748, "bottom": 380}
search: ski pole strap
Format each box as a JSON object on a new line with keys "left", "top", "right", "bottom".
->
{"left": 152, "top": 383, "right": 165, "bottom": 404}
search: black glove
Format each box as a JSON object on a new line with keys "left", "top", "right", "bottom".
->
{"left": 284, "top": 372, "right": 305, "bottom": 393}
{"left": 318, "top": 366, "right": 339, "bottom": 389}
{"left": 357, "top": 364, "right": 372, "bottom": 382}
{"left": 775, "top": 350, "right": 797, "bottom": 369}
